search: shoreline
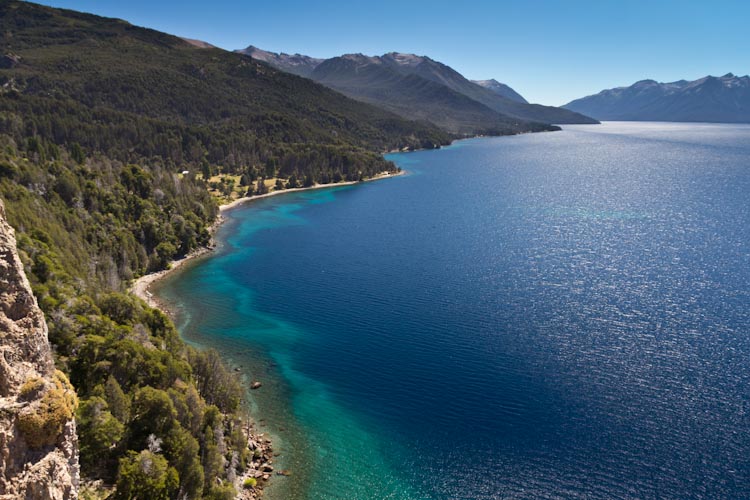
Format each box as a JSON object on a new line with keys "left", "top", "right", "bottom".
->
{"left": 129, "top": 245, "right": 213, "bottom": 309}
{"left": 127, "top": 168, "right": 406, "bottom": 497}
{"left": 218, "top": 169, "right": 405, "bottom": 213}
{"left": 129, "top": 169, "right": 405, "bottom": 304}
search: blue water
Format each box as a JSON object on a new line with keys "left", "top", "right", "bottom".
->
{"left": 157, "top": 122, "right": 750, "bottom": 499}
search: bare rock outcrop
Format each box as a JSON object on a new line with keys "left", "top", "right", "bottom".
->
{"left": 0, "top": 200, "right": 79, "bottom": 499}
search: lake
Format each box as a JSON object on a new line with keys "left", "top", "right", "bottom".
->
{"left": 156, "top": 122, "right": 750, "bottom": 499}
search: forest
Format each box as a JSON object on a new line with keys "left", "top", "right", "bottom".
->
{"left": 0, "top": 1, "right": 453, "bottom": 187}
{"left": 1, "top": 134, "right": 250, "bottom": 498}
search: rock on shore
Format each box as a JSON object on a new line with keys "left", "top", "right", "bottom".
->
{"left": 236, "top": 425, "right": 276, "bottom": 499}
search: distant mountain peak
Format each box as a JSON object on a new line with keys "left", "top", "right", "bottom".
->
{"left": 239, "top": 45, "right": 319, "bottom": 60}
{"left": 237, "top": 44, "right": 597, "bottom": 130}
{"left": 235, "top": 45, "right": 323, "bottom": 77}
{"left": 472, "top": 79, "right": 528, "bottom": 104}
{"left": 564, "top": 73, "right": 750, "bottom": 123}
{"left": 238, "top": 45, "right": 268, "bottom": 59}
{"left": 181, "top": 37, "right": 216, "bottom": 49}
{"left": 382, "top": 52, "right": 426, "bottom": 67}
{"left": 341, "top": 53, "right": 373, "bottom": 61}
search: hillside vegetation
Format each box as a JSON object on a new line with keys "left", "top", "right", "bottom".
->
{"left": 0, "top": 135, "right": 251, "bottom": 499}
{"left": 0, "top": 1, "right": 451, "bottom": 185}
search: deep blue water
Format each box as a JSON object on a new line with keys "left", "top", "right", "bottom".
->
{"left": 157, "top": 122, "right": 750, "bottom": 499}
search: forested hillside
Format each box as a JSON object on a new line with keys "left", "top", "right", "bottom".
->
{"left": 0, "top": 134, "right": 254, "bottom": 498}
{"left": 0, "top": 1, "right": 451, "bottom": 185}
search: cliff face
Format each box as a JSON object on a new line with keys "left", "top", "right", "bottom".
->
{"left": 0, "top": 200, "right": 79, "bottom": 499}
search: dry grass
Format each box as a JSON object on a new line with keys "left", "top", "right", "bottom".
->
{"left": 198, "top": 173, "right": 285, "bottom": 204}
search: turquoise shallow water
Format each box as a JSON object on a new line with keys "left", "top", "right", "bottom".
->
{"left": 156, "top": 188, "right": 422, "bottom": 500}
{"left": 157, "top": 122, "right": 750, "bottom": 499}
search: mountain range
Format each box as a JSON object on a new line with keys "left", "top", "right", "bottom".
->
{"left": 237, "top": 46, "right": 598, "bottom": 134}
{"left": 564, "top": 74, "right": 750, "bottom": 123}
{"left": 0, "top": 1, "right": 465, "bottom": 179}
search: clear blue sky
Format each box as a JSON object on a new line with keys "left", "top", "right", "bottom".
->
{"left": 33, "top": 0, "right": 750, "bottom": 106}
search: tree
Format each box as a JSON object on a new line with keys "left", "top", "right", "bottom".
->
{"left": 70, "top": 142, "right": 86, "bottom": 164}
{"left": 54, "top": 171, "right": 79, "bottom": 206}
{"left": 201, "top": 426, "right": 224, "bottom": 497}
{"left": 121, "top": 164, "right": 152, "bottom": 198}
{"left": 130, "top": 386, "right": 177, "bottom": 446}
{"left": 77, "top": 397, "right": 124, "bottom": 478}
{"left": 255, "top": 177, "right": 268, "bottom": 195}
{"left": 200, "top": 159, "right": 212, "bottom": 179}
{"left": 105, "top": 376, "right": 130, "bottom": 423}
{"left": 98, "top": 293, "right": 140, "bottom": 326}
{"left": 188, "top": 349, "right": 242, "bottom": 413}
{"left": 114, "top": 450, "right": 179, "bottom": 500}
{"left": 163, "top": 427, "right": 204, "bottom": 500}
{"left": 152, "top": 241, "right": 177, "bottom": 271}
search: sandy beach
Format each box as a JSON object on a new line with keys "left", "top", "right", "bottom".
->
{"left": 218, "top": 170, "right": 404, "bottom": 212}
{"left": 129, "top": 170, "right": 404, "bottom": 305}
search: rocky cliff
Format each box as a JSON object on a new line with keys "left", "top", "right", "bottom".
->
{"left": 0, "top": 200, "right": 79, "bottom": 500}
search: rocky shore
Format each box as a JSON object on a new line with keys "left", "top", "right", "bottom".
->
{"left": 235, "top": 422, "right": 277, "bottom": 499}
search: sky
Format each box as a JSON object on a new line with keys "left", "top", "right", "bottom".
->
{"left": 33, "top": 0, "right": 750, "bottom": 106}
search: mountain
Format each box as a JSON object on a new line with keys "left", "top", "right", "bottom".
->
{"left": 181, "top": 37, "right": 217, "bottom": 49}
{"left": 376, "top": 52, "right": 596, "bottom": 125}
{"left": 564, "top": 74, "right": 750, "bottom": 123}
{"left": 309, "top": 53, "right": 552, "bottom": 134}
{"left": 473, "top": 79, "right": 528, "bottom": 104}
{"left": 0, "top": 0, "right": 453, "bottom": 184}
{"left": 236, "top": 45, "right": 323, "bottom": 78}
{"left": 238, "top": 48, "right": 599, "bottom": 131}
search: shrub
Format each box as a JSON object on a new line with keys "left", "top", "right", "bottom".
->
{"left": 114, "top": 450, "right": 179, "bottom": 500}
{"left": 19, "top": 377, "right": 45, "bottom": 401}
{"left": 17, "top": 371, "right": 78, "bottom": 448}
{"left": 243, "top": 477, "right": 257, "bottom": 489}
{"left": 205, "top": 483, "right": 236, "bottom": 500}
{"left": 77, "top": 397, "right": 124, "bottom": 477}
